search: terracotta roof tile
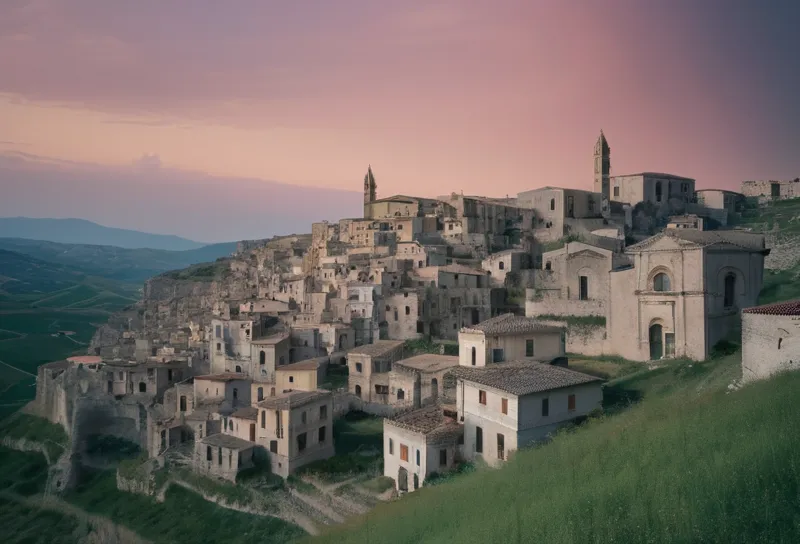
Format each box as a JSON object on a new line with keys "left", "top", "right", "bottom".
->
{"left": 742, "top": 299, "right": 800, "bottom": 316}
{"left": 462, "top": 314, "right": 565, "bottom": 336}
{"left": 451, "top": 360, "right": 601, "bottom": 396}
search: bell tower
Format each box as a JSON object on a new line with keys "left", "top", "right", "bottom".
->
{"left": 363, "top": 165, "right": 377, "bottom": 218}
{"left": 594, "top": 130, "right": 611, "bottom": 218}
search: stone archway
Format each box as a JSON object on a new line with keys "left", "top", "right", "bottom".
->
{"left": 398, "top": 467, "right": 409, "bottom": 492}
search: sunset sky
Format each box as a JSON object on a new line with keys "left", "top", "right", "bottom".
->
{"left": 1, "top": 0, "right": 799, "bottom": 242}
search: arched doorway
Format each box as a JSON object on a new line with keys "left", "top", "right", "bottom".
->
{"left": 430, "top": 378, "right": 438, "bottom": 400}
{"left": 355, "top": 385, "right": 362, "bottom": 398}
{"left": 398, "top": 467, "right": 408, "bottom": 492}
{"left": 235, "top": 365, "right": 242, "bottom": 373}
{"left": 649, "top": 323, "right": 663, "bottom": 360}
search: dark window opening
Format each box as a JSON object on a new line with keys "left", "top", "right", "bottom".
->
{"left": 475, "top": 426, "right": 483, "bottom": 453}
{"left": 542, "top": 397, "right": 549, "bottom": 417}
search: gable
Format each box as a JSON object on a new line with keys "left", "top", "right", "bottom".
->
{"left": 566, "top": 249, "right": 607, "bottom": 261}
{"left": 627, "top": 234, "right": 701, "bottom": 253}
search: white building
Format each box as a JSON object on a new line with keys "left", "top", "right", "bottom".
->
{"left": 458, "top": 314, "right": 566, "bottom": 367}
{"left": 741, "top": 299, "right": 800, "bottom": 383}
{"left": 453, "top": 361, "right": 602, "bottom": 466}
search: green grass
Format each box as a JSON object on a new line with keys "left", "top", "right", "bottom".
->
{"left": 68, "top": 469, "right": 304, "bottom": 544}
{"left": 0, "top": 413, "right": 69, "bottom": 461}
{"left": 312, "top": 352, "right": 800, "bottom": 544}
{"left": 84, "top": 434, "right": 141, "bottom": 463}
{"left": 0, "top": 496, "right": 81, "bottom": 544}
{"left": 0, "top": 446, "right": 50, "bottom": 496}
{"left": 758, "top": 266, "right": 800, "bottom": 305}
{"left": 360, "top": 476, "right": 395, "bottom": 494}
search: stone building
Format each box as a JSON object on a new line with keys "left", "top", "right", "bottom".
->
{"left": 458, "top": 314, "right": 566, "bottom": 367}
{"left": 249, "top": 333, "right": 290, "bottom": 381}
{"left": 256, "top": 390, "right": 335, "bottom": 478}
{"left": 694, "top": 189, "right": 745, "bottom": 214}
{"left": 194, "top": 433, "right": 258, "bottom": 482}
{"left": 209, "top": 318, "right": 258, "bottom": 374}
{"left": 452, "top": 361, "right": 602, "bottom": 466}
{"left": 741, "top": 299, "right": 800, "bottom": 383}
{"left": 347, "top": 340, "right": 406, "bottom": 402}
{"left": 610, "top": 172, "right": 695, "bottom": 208}
{"left": 387, "top": 354, "right": 459, "bottom": 407}
{"left": 741, "top": 178, "right": 800, "bottom": 200}
{"left": 481, "top": 249, "right": 532, "bottom": 286}
{"left": 275, "top": 357, "right": 329, "bottom": 392}
{"left": 383, "top": 404, "right": 463, "bottom": 493}
{"left": 608, "top": 228, "right": 768, "bottom": 361}
{"left": 193, "top": 374, "right": 252, "bottom": 412}
{"left": 516, "top": 187, "right": 604, "bottom": 243}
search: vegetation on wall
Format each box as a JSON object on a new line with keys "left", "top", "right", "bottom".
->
{"left": 537, "top": 314, "right": 606, "bottom": 328}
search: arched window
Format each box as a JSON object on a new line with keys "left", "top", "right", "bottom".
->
{"left": 397, "top": 389, "right": 405, "bottom": 400}
{"left": 471, "top": 346, "right": 476, "bottom": 366}
{"left": 655, "top": 181, "right": 663, "bottom": 202}
{"left": 499, "top": 261, "right": 505, "bottom": 270}
{"left": 138, "top": 382, "right": 147, "bottom": 393}
{"left": 653, "top": 273, "right": 671, "bottom": 292}
{"left": 259, "top": 351, "right": 266, "bottom": 365}
{"left": 179, "top": 395, "right": 187, "bottom": 412}
{"left": 550, "top": 198, "right": 555, "bottom": 211}
{"left": 235, "top": 365, "right": 242, "bottom": 373}
{"left": 257, "top": 387, "right": 264, "bottom": 401}
{"left": 355, "top": 385, "right": 362, "bottom": 398}
{"left": 724, "top": 273, "right": 736, "bottom": 308}
{"left": 206, "top": 446, "right": 212, "bottom": 461}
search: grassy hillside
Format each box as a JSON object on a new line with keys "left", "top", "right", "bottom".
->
{"left": 0, "top": 237, "right": 236, "bottom": 283}
{"left": 0, "top": 217, "right": 207, "bottom": 251}
{"left": 0, "top": 249, "right": 141, "bottom": 419}
{"left": 312, "top": 352, "right": 800, "bottom": 544}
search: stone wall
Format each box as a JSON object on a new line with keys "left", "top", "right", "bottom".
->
{"left": 741, "top": 312, "right": 800, "bottom": 383}
{"left": 525, "top": 293, "right": 606, "bottom": 318}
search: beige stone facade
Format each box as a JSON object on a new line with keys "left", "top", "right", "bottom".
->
{"left": 347, "top": 340, "right": 406, "bottom": 402}
{"left": 458, "top": 314, "right": 566, "bottom": 367}
{"left": 741, "top": 300, "right": 800, "bottom": 383}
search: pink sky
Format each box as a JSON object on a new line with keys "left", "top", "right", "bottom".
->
{"left": 1, "top": 0, "right": 798, "bottom": 240}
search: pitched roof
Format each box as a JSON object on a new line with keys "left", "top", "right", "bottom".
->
{"left": 277, "top": 357, "right": 326, "bottom": 371}
{"left": 626, "top": 228, "right": 767, "bottom": 253}
{"left": 348, "top": 340, "right": 405, "bottom": 357}
{"left": 194, "top": 373, "right": 248, "bottom": 382}
{"left": 394, "top": 354, "right": 459, "bottom": 373}
{"left": 200, "top": 433, "right": 256, "bottom": 450}
{"left": 612, "top": 172, "right": 695, "bottom": 181}
{"left": 386, "top": 404, "right": 463, "bottom": 439}
{"left": 462, "top": 314, "right": 565, "bottom": 336}
{"left": 251, "top": 333, "right": 290, "bottom": 345}
{"left": 230, "top": 406, "right": 258, "bottom": 420}
{"left": 451, "top": 360, "right": 601, "bottom": 396}
{"left": 742, "top": 299, "right": 800, "bottom": 316}
{"left": 257, "top": 390, "right": 330, "bottom": 410}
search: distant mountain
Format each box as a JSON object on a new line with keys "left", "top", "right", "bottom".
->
{"left": 0, "top": 237, "right": 238, "bottom": 283}
{"left": 0, "top": 217, "right": 208, "bottom": 251}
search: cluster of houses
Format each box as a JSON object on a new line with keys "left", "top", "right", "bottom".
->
{"left": 30, "top": 131, "right": 800, "bottom": 498}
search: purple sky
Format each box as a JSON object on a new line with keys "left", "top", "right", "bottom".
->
{"left": 1, "top": 0, "right": 799, "bottom": 242}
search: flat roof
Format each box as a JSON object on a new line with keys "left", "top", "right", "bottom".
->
{"left": 194, "top": 373, "right": 248, "bottom": 382}
{"left": 257, "top": 389, "right": 330, "bottom": 410}
{"left": 394, "top": 354, "right": 459, "bottom": 373}
{"left": 251, "top": 333, "right": 290, "bottom": 345}
{"left": 277, "top": 357, "right": 327, "bottom": 371}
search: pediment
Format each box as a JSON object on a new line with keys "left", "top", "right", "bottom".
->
{"left": 628, "top": 234, "right": 700, "bottom": 253}
{"left": 566, "top": 249, "right": 606, "bottom": 260}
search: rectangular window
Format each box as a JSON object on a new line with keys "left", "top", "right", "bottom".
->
{"left": 270, "top": 440, "right": 278, "bottom": 454}
{"left": 301, "top": 411, "right": 307, "bottom": 424}
{"left": 389, "top": 438, "right": 394, "bottom": 455}
{"left": 542, "top": 397, "right": 549, "bottom": 417}
{"left": 568, "top": 394, "right": 576, "bottom": 411}
{"left": 356, "top": 362, "right": 363, "bottom": 373}
{"left": 261, "top": 410, "right": 265, "bottom": 429}
{"left": 492, "top": 348, "right": 504, "bottom": 363}
{"left": 525, "top": 339, "right": 534, "bottom": 357}
{"left": 479, "top": 390, "right": 487, "bottom": 405}
{"left": 400, "top": 444, "right": 409, "bottom": 462}
{"left": 613, "top": 186, "right": 619, "bottom": 197}
{"left": 475, "top": 426, "right": 483, "bottom": 453}
{"left": 215, "top": 325, "right": 221, "bottom": 338}
{"left": 319, "top": 405, "right": 327, "bottom": 420}
{"left": 501, "top": 398, "right": 508, "bottom": 415}
{"left": 579, "top": 275, "right": 589, "bottom": 301}
{"left": 297, "top": 433, "right": 307, "bottom": 452}
{"left": 439, "top": 449, "right": 447, "bottom": 467}
{"left": 318, "top": 426, "right": 326, "bottom": 443}
{"left": 497, "top": 433, "right": 505, "bottom": 461}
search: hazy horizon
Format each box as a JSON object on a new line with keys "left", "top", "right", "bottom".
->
{"left": 2, "top": 0, "right": 799, "bottom": 240}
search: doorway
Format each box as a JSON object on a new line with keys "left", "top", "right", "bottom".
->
{"left": 567, "top": 195, "right": 575, "bottom": 218}
{"left": 398, "top": 467, "right": 409, "bottom": 492}
{"left": 649, "top": 324, "right": 663, "bottom": 360}
{"left": 249, "top": 423, "right": 256, "bottom": 442}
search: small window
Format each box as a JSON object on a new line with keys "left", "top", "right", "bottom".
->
{"left": 492, "top": 349, "right": 504, "bottom": 363}
{"left": 320, "top": 405, "right": 327, "bottom": 420}
{"left": 257, "top": 387, "right": 264, "bottom": 401}
{"left": 497, "top": 433, "right": 505, "bottom": 461}
{"left": 297, "top": 433, "right": 307, "bottom": 452}
{"left": 471, "top": 346, "right": 476, "bottom": 366}
{"left": 138, "top": 382, "right": 146, "bottom": 393}
{"left": 301, "top": 411, "right": 307, "bottom": 424}
{"left": 439, "top": 449, "right": 447, "bottom": 467}
{"left": 550, "top": 198, "right": 555, "bottom": 211}
{"left": 356, "top": 362, "right": 363, "bottom": 373}
{"left": 289, "top": 376, "right": 294, "bottom": 383}
{"left": 613, "top": 186, "right": 619, "bottom": 197}
{"left": 216, "top": 343, "right": 221, "bottom": 351}
{"left": 397, "top": 389, "right": 405, "bottom": 400}
{"left": 261, "top": 410, "right": 265, "bottom": 428}
{"left": 416, "top": 449, "right": 420, "bottom": 466}
{"left": 206, "top": 446, "right": 212, "bottom": 461}
{"left": 405, "top": 306, "right": 411, "bottom": 315}
{"left": 389, "top": 438, "right": 394, "bottom": 455}
{"left": 218, "top": 447, "right": 222, "bottom": 465}
{"left": 525, "top": 339, "right": 534, "bottom": 357}
{"left": 318, "top": 426, "right": 326, "bottom": 443}
{"left": 400, "top": 444, "right": 409, "bottom": 462}
{"left": 568, "top": 394, "right": 576, "bottom": 411}
{"left": 501, "top": 398, "right": 508, "bottom": 415}
{"left": 479, "top": 390, "right": 487, "bottom": 405}
{"left": 724, "top": 273, "right": 736, "bottom": 308}
{"left": 653, "top": 273, "right": 670, "bottom": 292}
{"left": 147, "top": 368, "right": 154, "bottom": 378}
{"left": 542, "top": 397, "right": 549, "bottom": 417}
{"left": 475, "top": 426, "right": 483, "bottom": 453}
{"left": 498, "top": 261, "right": 505, "bottom": 270}
{"left": 270, "top": 440, "right": 278, "bottom": 454}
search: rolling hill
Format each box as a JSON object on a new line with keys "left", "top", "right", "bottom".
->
{"left": 0, "top": 217, "right": 208, "bottom": 251}
{"left": 0, "top": 237, "right": 237, "bottom": 283}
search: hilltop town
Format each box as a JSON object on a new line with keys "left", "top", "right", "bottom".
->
{"left": 14, "top": 132, "right": 800, "bottom": 536}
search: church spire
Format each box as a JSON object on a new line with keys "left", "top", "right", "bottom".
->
{"left": 594, "top": 130, "right": 611, "bottom": 218}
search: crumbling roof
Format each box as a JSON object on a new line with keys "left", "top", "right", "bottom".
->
{"left": 742, "top": 299, "right": 800, "bottom": 316}
{"left": 348, "top": 340, "right": 405, "bottom": 357}
{"left": 194, "top": 373, "right": 248, "bottom": 382}
{"left": 626, "top": 229, "right": 767, "bottom": 253}
{"left": 277, "top": 357, "right": 326, "bottom": 371}
{"left": 437, "top": 264, "right": 487, "bottom": 276}
{"left": 462, "top": 314, "right": 565, "bottom": 336}
{"left": 257, "top": 390, "right": 330, "bottom": 410}
{"left": 394, "top": 354, "right": 459, "bottom": 373}
{"left": 451, "top": 360, "right": 601, "bottom": 396}
{"left": 230, "top": 406, "right": 258, "bottom": 420}
{"left": 201, "top": 433, "right": 255, "bottom": 450}
{"left": 251, "top": 333, "right": 289, "bottom": 345}
{"left": 40, "top": 360, "right": 70, "bottom": 371}
{"left": 386, "top": 404, "right": 463, "bottom": 440}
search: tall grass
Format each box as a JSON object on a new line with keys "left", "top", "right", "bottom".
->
{"left": 311, "top": 357, "right": 800, "bottom": 544}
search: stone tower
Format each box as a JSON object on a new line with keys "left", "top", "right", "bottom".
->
{"left": 594, "top": 130, "right": 611, "bottom": 218}
{"left": 363, "top": 165, "right": 377, "bottom": 218}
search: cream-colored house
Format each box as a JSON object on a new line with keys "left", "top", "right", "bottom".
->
{"left": 453, "top": 361, "right": 602, "bottom": 466}
{"left": 741, "top": 299, "right": 800, "bottom": 383}
{"left": 256, "top": 390, "right": 335, "bottom": 478}
{"left": 347, "top": 340, "right": 406, "bottom": 402}
{"left": 193, "top": 374, "right": 252, "bottom": 412}
{"left": 275, "top": 357, "right": 328, "bottom": 392}
{"left": 458, "top": 314, "right": 566, "bottom": 367}
{"left": 516, "top": 187, "right": 603, "bottom": 242}
{"left": 223, "top": 406, "right": 259, "bottom": 443}
{"left": 383, "top": 404, "right": 463, "bottom": 493}
{"left": 387, "top": 354, "right": 459, "bottom": 407}
{"left": 608, "top": 228, "right": 768, "bottom": 361}
{"left": 209, "top": 319, "right": 258, "bottom": 374}
{"left": 250, "top": 333, "right": 291, "bottom": 381}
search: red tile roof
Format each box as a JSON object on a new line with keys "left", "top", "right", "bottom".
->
{"left": 742, "top": 299, "right": 800, "bottom": 316}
